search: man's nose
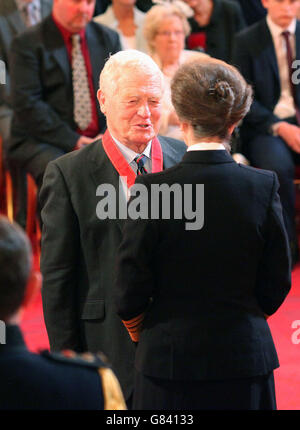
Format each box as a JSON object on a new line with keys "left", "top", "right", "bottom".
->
{"left": 137, "top": 103, "right": 151, "bottom": 117}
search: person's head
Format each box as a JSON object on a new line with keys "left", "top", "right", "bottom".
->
{"left": 98, "top": 50, "right": 164, "bottom": 152}
{"left": 0, "top": 217, "right": 41, "bottom": 322}
{"left": 183, "top": 0, "right": 213, "bottom": 14}
{"left": 144, "top": 3, "right": 190, "bottom": 60}
{"left": 111, "top": 0, "right": 136, "bottom": 7}
{"left": 171, "top": 57, "right": 253, "bottom": 143}
{"left": 261, "top": 0, "right": 300, "bottom": 28}
{"left": 52, "top": 0, "right": 96, "bottom": 33}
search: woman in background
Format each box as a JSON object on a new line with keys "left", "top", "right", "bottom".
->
{"left": 94, "top": 0, "right": 147, "bottom": 52}
{"left": 143, "top": 2, "right": 209, "bottom": 140}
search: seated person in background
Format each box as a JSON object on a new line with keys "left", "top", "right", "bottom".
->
{"left": 233, "top": 0, "right": 300, "bottom": 265}
{"left": 8, "top": 0, "right": 121, "bottom": 192}
{"left": 183, "top": 0, "right": 246, "bottom": 63}
{"left": 0, "top": 0, "right": 53, "bottom": 144}
{"left": 94, "top": 0, "right": 148, "bottom": 52}
{"left": 0, "top": 215, "right": 126, "bottom": 410}
{"left": 231, "top": 0, "right": 266, "bottom": 26}
{"left": 143, "top": 2, "right": 209, "bottom": 139}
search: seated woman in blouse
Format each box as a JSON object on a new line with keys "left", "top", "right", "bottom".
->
{"left": 94, "top": 0, "right": 148, "bottom": 52}
{"left": 143, "top": 1, "right": 209, "bottom": 140}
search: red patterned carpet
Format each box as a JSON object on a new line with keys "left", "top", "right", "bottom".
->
{"left": 20, "top": 260, "right": 300, "bottom": 410}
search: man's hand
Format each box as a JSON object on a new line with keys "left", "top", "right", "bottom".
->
{"left": 74, "top": 134, "right": 102, "bottom": 150}
{"left": 277, "top": 122, "right": 300, "bottom": 153}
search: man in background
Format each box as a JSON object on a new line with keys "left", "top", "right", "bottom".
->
{"left": 0, "top": 0, "right": 53, "bottom": 144}
{"left": 233, "top": 0, "right": 300, "bottom": 265}
{"left": 8, "top": 0, "right": 121, "bottom": 193}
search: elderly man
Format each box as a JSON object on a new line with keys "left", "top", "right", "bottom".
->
{"left": 8, "top": 0, "right": 121, "bottom": 193}
{"left": 0, "top": 216, "right": 126, "bottom": 410}
{"left": 40, "top": 50, "right": 186, "bottom": 407}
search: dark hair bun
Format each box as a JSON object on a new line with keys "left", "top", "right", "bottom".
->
{"left": 209, "top": 80, "right": 233, "bottom": 102}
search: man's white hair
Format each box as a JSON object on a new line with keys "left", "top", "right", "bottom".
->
{"left": 99, "top": 50, "right": 164, "bottom": 96}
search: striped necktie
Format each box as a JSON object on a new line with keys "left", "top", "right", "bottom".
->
{"left": 134, "top": 154, "right": 148, "bottom": 175}
{"left": 71, "top": 34, "right": 92, "bottom": 131}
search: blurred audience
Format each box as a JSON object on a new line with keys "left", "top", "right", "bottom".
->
{"left": 8, "top": 0, "right": 121, "bottom": 196}
{"left": 233, "top": 0, "right": 300, "bottom": 265}
{"left": 144, "top": 2, "right": 209, "bottom": 139}
{"left": 0, "top": 0, "right": 52, "bottom": 146}
{"left": 0, "top": 215, "right": 126, "bottom": 410}
{"left": 94, "top": 0, "right": 147, "bottom": 52}
{"left": 184, "top": 0, "right": 246, "bottom": 63}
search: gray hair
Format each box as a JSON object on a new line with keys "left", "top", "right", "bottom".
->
{"left": 143, "top": 3, "right": 191, "bottom": 55}
{"left": 99, "top": 50, "right": 164, "bottom": 96}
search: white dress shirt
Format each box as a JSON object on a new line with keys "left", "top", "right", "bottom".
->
{"left": 267, "top": 15, "right": 297, "bottom": 119}
{"left": 111, "top": 135, "right": 152, "bottom": 200}
{"left": 187, "top": 142, "right": 226, "bottom": 151}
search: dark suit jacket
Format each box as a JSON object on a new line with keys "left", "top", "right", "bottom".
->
{"left": 40, "top": 135, "right": 186, "bottom": 400}
{"left": 0, "top": 0, "right": 52, "bottom": 136}
{"left": 232, "top": 0, "right": 266, "bottom": 26}
{"left": 0, "top": 325, "right": 106, "bottom": 409}
{"left": 233, "top": 18, "right": 300, "bottom": 144}
{"left": 115, "top": 149, "right": 291, "bottom": 381}
{"left": 187, "top": 0, "right": 246, "bottom": 63}
{"left": 8, "top": 14, "right": 121, "bottom": 165}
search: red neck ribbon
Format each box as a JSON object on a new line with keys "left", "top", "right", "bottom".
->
{"left": 102, "top": 130, "right": 163, "bottom": 189}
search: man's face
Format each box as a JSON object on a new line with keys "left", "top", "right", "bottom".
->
{"left": 262, "top": 0, "right": 300, "bottom": 28}
{"left": 99, "top": 71, "right": 163, "bottom": 151}
{"left": 53, "top": 0, "right": 96, "bottom": 33}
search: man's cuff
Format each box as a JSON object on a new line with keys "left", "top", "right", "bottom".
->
{"left": 122, "top": 313, "right": 145, "bottom": 343}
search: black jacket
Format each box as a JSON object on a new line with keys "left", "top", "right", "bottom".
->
{"left": 115, "top": 149, "right": 291, "bottom": 381}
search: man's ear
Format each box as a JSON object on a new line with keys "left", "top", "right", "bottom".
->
{"left": 22, "top": 270, "right": 42, "bottom": 309}
{"left": 97, "top": 89, "right": 106, "bottom": 115}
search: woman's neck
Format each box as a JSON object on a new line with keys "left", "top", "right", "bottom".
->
{"left": 113, "top": 3, "right": 135, "bottom": 36}
{"left": 113, "top": 3, "right": 134, "bottom": 21}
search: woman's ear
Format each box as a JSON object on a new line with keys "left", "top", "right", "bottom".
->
{"left": 228, "top": 122, "right": 238, "bottom": 136}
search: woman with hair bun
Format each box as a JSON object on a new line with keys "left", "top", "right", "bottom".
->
{"left": 115, "top": 57, "right": 291, "bottom": 410}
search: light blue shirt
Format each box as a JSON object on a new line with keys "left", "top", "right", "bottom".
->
{"left": 111, "top": 134, "right": 152, "bottom": 199}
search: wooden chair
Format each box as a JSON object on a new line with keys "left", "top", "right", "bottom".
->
{"left": 0, "top": 135, "right": 14, "bottom": 221}
{"left": 26, "top": 173, "right": 41, "bottom": 263}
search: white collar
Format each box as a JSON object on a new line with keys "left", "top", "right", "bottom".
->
{"left": 266, "top": 15, "right": 296, "bottom": 38}
{"left": 187, "top": 142, "right": 226, "bottom": 151}
{"left": 110, "top": 134, "right": 152, "bottom": 164}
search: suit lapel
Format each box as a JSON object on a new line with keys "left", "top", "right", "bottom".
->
{"left": 6, "top": 4, "right": 26, "bottom": 34}
{"left": 89, "top": 140, "right": 126, "bottom": 232}
{"left": 85, "top": 24, "right": 104, "bottom": 100}
{"left": 260, "top": 20, "right": 280, "bottom": 83}
{"left": 43, "top": 16, "right": 71, "bottom": 86}
{"left": 296, "top": 21, "right": 300, "bottom": 58}
{"left": 41, "top": 0, "right": 53, "bottom": 19}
